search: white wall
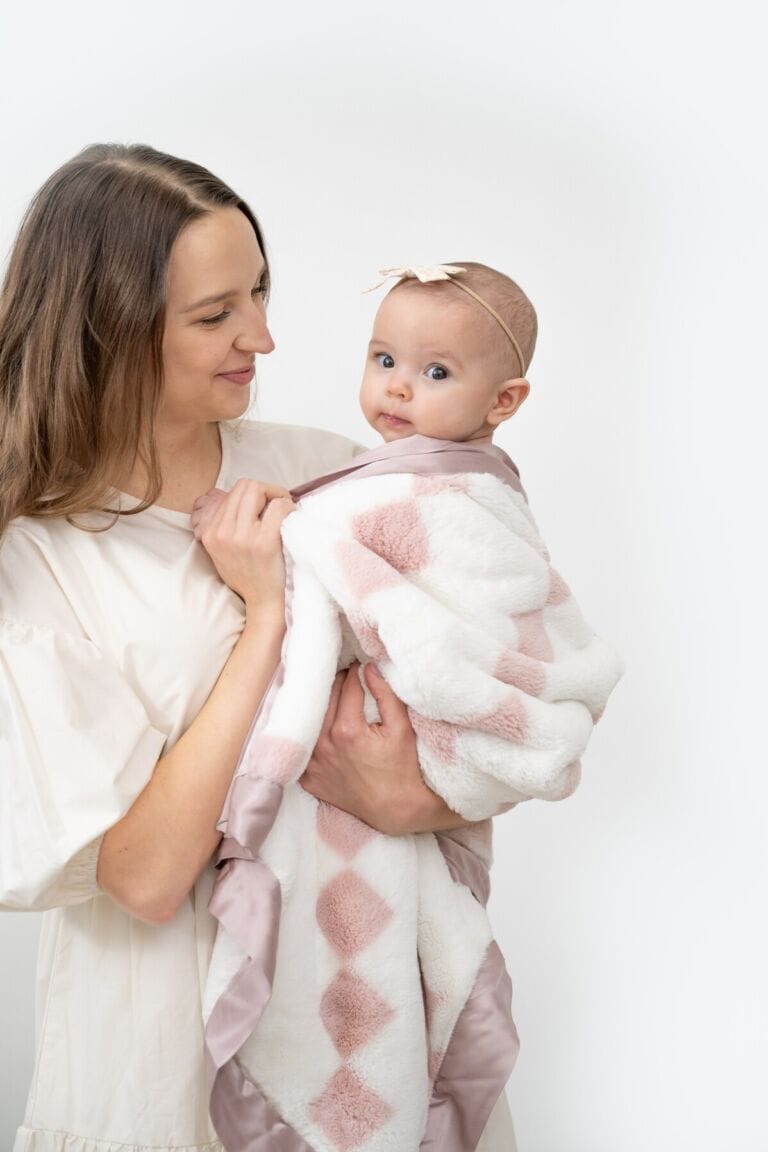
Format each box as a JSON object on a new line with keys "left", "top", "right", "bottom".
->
{"left": 1, "top": 1, "right": 765, "bottom": 1148}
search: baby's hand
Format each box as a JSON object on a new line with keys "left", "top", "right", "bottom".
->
{"left": 191, "top": 488, "right": 228, "bottom": 540}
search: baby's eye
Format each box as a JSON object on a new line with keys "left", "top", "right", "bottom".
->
{"left": 425, "top": 364, "right": 448, "bottom": 381}
{"left": 377, "top": 353, "right": 395, "bottom": 369}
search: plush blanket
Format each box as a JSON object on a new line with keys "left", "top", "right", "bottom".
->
{"left": 203, "top": 436, "right": 622, "bottom": 1152}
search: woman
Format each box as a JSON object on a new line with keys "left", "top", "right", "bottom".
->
{"left": 0, "top": 145, "right": 516, "bottom": 1151}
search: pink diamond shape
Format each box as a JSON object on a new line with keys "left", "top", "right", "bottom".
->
{"left": 353, "top": 499, "right": 429, "bottom": 573}
{"left": 547, "top": 566, "right": 571, "bottom": 605}
{"left": 335, "top": 541, "right": 400, "bottom": 601}
{"left": 316, "top": 870, "right": 393, "bottom": 958}
{"left": 317, "top": 803, "right": 376, "bottom": 861}
{"left": 512, "top": 608, "right": 554, "bottom": 662}
{"left": 310, "top": 1066, "right": 393, "bottom": 1151}
{"left": 320, "top": 968, "right": 395, "bottom": 1057}
{"left": 409, "top": 711, "right": 459, "bottom": 765}
{"left": 494, "top": 647, "right": 546, "bottom": 697}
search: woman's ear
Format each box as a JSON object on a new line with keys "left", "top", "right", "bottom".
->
{"left": 486, "top": 378, "right": 530, "bottom": 427}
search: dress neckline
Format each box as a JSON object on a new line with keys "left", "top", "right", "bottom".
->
{"left": 114, "top": 423, "right": 231, "bottom": 527}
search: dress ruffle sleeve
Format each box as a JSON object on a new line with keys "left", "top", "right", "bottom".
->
{"left": 0, "top": 617, "right": 167, "bottom": 911}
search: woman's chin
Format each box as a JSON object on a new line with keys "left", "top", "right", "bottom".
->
{"left": 216, "top": 385, "right": 253, "bottom": 421}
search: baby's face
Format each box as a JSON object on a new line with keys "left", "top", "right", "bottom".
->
{"left": 360, "top": 285, "right": 508, "bottom": 443}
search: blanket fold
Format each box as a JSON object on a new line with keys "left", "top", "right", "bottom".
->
{"left": 203, "top": 436, "right": 622, "bottom": 1152}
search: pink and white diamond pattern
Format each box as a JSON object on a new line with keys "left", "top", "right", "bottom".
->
{"left": 310, "top": 803, "right": 397, "bottom": 1150}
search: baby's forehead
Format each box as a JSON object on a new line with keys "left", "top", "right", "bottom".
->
{"left": 376, "top": 282, "right": 474, "bottom": 326}
{"left": 373, "top": 282, "right": 495, "bottom": 345}
{"left": 383, "top": 279, "right": 469, "bottom": 307}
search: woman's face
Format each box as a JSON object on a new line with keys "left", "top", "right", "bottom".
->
{"left": 161, "top": 206, "right": 274, "bottom": 429}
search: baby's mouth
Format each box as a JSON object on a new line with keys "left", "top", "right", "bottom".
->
{"left": 381, "top": 413, "right": 411, "bottom": 427}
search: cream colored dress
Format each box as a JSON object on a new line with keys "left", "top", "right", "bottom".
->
{"left": 0, "top": 420, "right": 516, "bottom": 1152}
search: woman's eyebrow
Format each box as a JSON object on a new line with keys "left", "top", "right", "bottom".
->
{"left": 183, "top": 272, "right": 267, "bottom": 313}
{"left": 183, "top": 291, "right": 233, "bottom": 313}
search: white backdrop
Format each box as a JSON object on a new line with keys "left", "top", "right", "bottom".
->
{"left": 1, "top": 1, "right": 766, "bottom": 1149}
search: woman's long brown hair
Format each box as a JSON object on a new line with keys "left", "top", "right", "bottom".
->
{"left": 0, "top": 143, "right": 269, "bottom": 536}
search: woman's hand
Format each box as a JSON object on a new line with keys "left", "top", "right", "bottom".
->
{"left": 301, "top": 663, "right": 469, "bottom": 836}
{"left": 192, "top": 481, "right": 295, "bottom": 617}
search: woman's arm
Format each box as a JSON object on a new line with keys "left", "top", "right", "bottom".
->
{"left": 97, "top": 481, "right": 294, "bottom": 925}
{"left": 301, "top": 663, "right": 471, "bottom": 836}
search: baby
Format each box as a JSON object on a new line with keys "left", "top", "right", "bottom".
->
{"left": 201, "top": 263, "right": 621, "bottom": 1152}
{"left": 360, "top": 261, "right": 535, "bottom": 446}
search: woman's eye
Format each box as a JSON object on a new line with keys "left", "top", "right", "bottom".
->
{"left": 200, "top": 311, "right": 230, "bottom": 327}
{"left": 377, "top": 353, "right": 395, "bottom": 369}
{"left": 252, "top": 283, "right": 267, "bottom": 299}
{"left": 426, "top": 364, "right": 448, "bottom": 381}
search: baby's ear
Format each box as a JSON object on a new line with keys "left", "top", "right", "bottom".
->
{"left": 486, "top": 378, "right": 530, "bottom": 427}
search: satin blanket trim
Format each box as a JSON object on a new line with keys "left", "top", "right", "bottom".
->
{"left": 290, "top": 435, "right": 524, "bottom": 500}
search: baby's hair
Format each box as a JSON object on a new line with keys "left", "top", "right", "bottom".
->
{"left": 392, "top": 262, "right": 538, "bottom": 375}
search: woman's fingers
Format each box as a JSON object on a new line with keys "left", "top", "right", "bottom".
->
{"left": 191, "top": 487, "right": 227, "bottom": 539}
{"left": 362, "top": 663, "right": 409, "bottom": 733}
{"left": 222, "top": 484, "right": 264, "bottom": 536}
{"left": 197, "top": 481, "right": 291, "bottom": 547}
{"left": 332, "top": 663, "right": 367, "bottom": 739}
{"left": 214, "top": 479, "right": 288, "bottom": 535}
{"left": 226, "top": 479, "right": 292, "bottom": 504}
{"left": 259, "top": 495, "right": 297, "bottom": 537}
{"left": 231, "top": 478, "right": 275, "bottom": 533}
{"left": 192, "top": 486, "right": 228, "bottom": 515}
{"left": 300, "top": 660, "right": 453, "bottom": 834}
{"left": 193, "top": 480, "right": 294, "bottom": 608}
{"left": 321, "top": 663, "right": 408, "bottom": 745}
{"left": 197, "top": 480, "right": 291, "bottom": 534}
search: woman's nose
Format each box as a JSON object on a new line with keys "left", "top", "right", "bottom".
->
{"left": 235, "top": 311, "right": 275, "bottom": 355}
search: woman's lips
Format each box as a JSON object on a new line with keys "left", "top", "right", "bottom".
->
{"left": 218, "top": 366, "right": 255, "bottom": 386}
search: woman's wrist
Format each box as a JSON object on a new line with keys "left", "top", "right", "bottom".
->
{"left": 381, "top": 776, "right": 470, "bottom": 836}
{"left": 242, "top": 598, "right": 287, "bottom": 635}
{"left": 410, "top": 786, "right": 470, "bottom": 834}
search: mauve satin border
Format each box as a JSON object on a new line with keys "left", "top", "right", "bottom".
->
{"left": 205, "top": 779, "right": 283, "bottom": 1092}
{"left": 211, "top": 1057, "right": 315, "bottom": 1151}
{"left": 291, "top": 434, "right": 524, "bottom": 500}
{"left": 421, "top": 941, "right": 519, "bottom": 1150}
{"left": 435, "top": 832, "right": 492, "bottom": 908}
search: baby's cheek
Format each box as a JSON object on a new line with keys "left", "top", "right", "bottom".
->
{"left": 416, "top": 397, "right": 466, "bottom": 440}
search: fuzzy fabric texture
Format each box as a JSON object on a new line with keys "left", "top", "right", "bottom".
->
{"left": 204, "top": 464, "right": 622, "bottom": 1152}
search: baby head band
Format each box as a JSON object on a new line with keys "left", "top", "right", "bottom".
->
{"left": 365, "top": 264, "right": 527, "bottom": 378}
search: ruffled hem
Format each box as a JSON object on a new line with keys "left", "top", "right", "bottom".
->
{"left": 13, "top": 1127, "right": 224, "bottom": 1152}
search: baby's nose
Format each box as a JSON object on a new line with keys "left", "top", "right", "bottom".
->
{"left": 386, "top": 375, "right": 412, "bottom": 399}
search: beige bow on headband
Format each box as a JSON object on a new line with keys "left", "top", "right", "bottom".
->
{"left": 364, "top": 264, "right": 467, "bottom": 292}
{"left": 364, "top": 264, "right": 527, "bottom": 378}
